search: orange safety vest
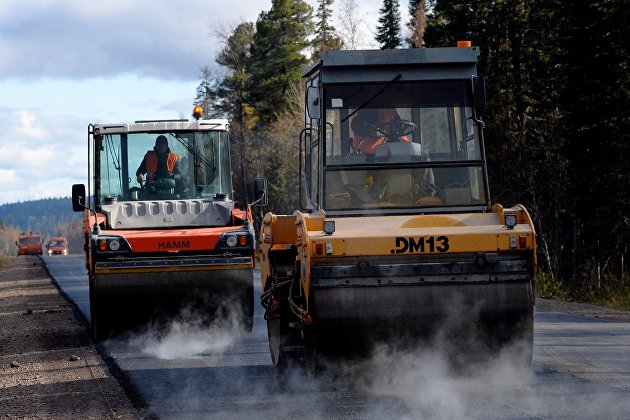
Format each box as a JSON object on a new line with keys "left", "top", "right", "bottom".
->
{"left": 145, "top": 151, "right": 178, "bottom": 181}
{"left": 353, "top": 109, "right": 410, "bottom": 155}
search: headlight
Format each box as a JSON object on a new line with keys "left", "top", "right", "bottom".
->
{"left": 47, "top": 249, "right": 52, "bottom": 255}
{"left": 505, "top": 214, "right": 517, "bottom": 229}
{"left": 95, "top": 236, "right": 130, "bottom": 253}
{"left": 323, "top": 220, "right": 336, "bottom": 235}
{"left": 109, "top": 239, "right": 120, "bottom": 251}
{"left": 226, "top": 235, "right": 238, "bottom": 247}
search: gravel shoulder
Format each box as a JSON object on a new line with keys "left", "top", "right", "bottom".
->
{"left": 536, "top": 296, "right": 630, "bottom": 322}
{"left": 0, "top": 256, "right": 141, "bottom": 419}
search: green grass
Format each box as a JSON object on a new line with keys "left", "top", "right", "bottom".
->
{"left": 583, "top": 274, "right": 630, "bottom": 311}
{"left": 538, "top": 270, "right": 630, "bottom": 311}
{"left": 536, "top": 271, "right": 568, "bottom": 300}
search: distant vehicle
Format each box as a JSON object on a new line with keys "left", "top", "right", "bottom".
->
{"left": 17, "top": 234, "right": 43, "bottom": 256}
{"left": 46, "top": 237, "right": 69, "bottom": 256}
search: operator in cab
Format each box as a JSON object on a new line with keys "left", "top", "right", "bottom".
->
{"left": 136, "top": 135, "right": 180, "bottom": 186}
{"left": 351, "top": 108, "right": 410, "bottom": 155}
{"left": 349, "top": 108, "right": 437, "bottom": 206}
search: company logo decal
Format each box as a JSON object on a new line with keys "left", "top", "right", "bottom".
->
{"left": 157, "top": 241, "right": 190, "bottom": 250}
{"left": 391, "top": 236, "right": 449, "bottom": 254}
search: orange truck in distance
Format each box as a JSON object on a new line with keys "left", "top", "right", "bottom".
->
{"left": 17, "top": 234, "right": 43, "bottom": 256}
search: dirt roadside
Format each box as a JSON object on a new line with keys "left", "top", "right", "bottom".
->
{"left": 536, "top": 295, "right": 630, "bottom": 322}
{"left": 0, "top": 256, "right": 143, "bottom": 419}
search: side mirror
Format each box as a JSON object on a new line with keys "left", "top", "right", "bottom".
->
{"left": 306, "top": 85, "right": 320, "bottom": 120}
{"left": 253, "top": 178, "right": 268, "bottom": 206}
{"left": 473, "top": 75, "right": 486, "bottom": 118}
{"left": 72, "top": 184, "right": 86, "bottom": 212}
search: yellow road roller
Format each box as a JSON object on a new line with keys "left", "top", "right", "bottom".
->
{"left": 259, "top": 44, "right": 536, "bottom": 371}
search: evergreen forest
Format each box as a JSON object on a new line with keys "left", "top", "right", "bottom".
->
{"left": 195, "top": 0, "right": 629, "bottom": 305}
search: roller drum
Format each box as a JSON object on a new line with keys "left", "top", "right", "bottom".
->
{"left": 90, "top": 266, "right": 254, "bottom": 339}
{"left": 308, "top": 254, "right": 534, "bottom": 359}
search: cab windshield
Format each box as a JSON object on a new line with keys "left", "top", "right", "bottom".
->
{"left": 322, "top": 81, "right": 487, "bottom": 211}
{"left": 97, "top": 130, "right": 231, "bottom": 203}
{"left": 19, "top": 237, "right": 40, "bottom": 245}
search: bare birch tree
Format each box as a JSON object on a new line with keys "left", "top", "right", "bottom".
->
{"left": 335, "top": 0, "right": 363, "bottom": 49}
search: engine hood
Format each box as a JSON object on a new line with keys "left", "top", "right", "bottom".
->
{"left": 100, "top": 198, "right": 234, "bottom": 229}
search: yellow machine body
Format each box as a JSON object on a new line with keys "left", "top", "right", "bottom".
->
{"left": 258, "top": 46, "right": 537, "bottom": 369}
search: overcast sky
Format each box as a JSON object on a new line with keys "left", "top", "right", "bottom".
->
{"left": 0, "top": 0, "right": 385, "bottom": 205}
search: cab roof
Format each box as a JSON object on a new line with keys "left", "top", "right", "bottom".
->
{"left": 304, "top": 47, "right": 480, "bottom": 84}
{"left": 92, "top": 119, "right": 229, "bottom": 135}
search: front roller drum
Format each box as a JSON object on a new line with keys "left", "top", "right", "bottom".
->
{"left": 310, "top": 281, "right": 534, "bottom": 365}
{"left": 90, "top": 268, "right": 254, "bottom": 340}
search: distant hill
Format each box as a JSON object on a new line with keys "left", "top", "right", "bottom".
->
{"left": 0, "top": 198, "right": 82, "bottom": 237}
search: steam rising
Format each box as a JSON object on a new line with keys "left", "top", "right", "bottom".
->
{"left": 303, "top": 304, "right": 535, "bottom": 419}
{"left": 366, "top": 343, "right": 531, "bottom": 417}
{"left": 127, "top": 303, "right": 246, "bottom": 360}
{"left": 308, "top": 336, "right": 534, "bottom": 419}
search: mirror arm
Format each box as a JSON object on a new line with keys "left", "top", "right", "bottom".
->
{"left": 76, "top": 195, "right": 101, "bottom": 235}
{"left": 471, "top": 74, "right": 486, "bottom": 128}
{"left": 250, "top": 193, "right": 266, "bottom": 207}
{"left": 299, "top": 128, "right": 309, "bottom": 212}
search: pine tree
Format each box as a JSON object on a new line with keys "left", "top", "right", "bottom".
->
{"left": 375, "top": 0, "right": 402, "bottom": 49}
{"left": 423, "top": 0, "right": 484, "bottom": 47}
{"left": 213, "top": 22, "right": 257, "bottom": 204}
{"left": 557, "top": 0, "right": 630, "bottom": 284}
{"left": 312, "top": 0, "right": 344, "bottom": 60}
{"left": 214, "top": 22, "right": 256, "bottom": 124}
{"left": 248, "top": 0, "right": 314, "bottom": 123}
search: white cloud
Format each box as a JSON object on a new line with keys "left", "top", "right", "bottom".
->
{"left": 0, "top": 0, "right": 275, "bottom": 80}
{"left": 0, "top": 108, "right": 87, "bottom": 202}
{"left": 0, "top": 169, "right": 19, "bottom": 186}
{"left": 14, "top": 111, "right": 48, "bottom": 140}
{"left": 0, "top": 0, "right": 385, "bottom": 205}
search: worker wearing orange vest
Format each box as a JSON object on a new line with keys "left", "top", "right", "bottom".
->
{"left": 136, "top": 135, "right": 179, "bottom": 185}
{"left": 351, "top": 108, "right": 410, "bottom": 155}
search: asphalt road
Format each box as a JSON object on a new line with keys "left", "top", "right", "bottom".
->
{"left": 43, "top": 255, "right": 630, "bottom": 419}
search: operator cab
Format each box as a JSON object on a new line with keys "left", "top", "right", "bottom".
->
{"left": 96, "top": 121, "right": 230, "bottom": 202}
{"left": 302, "top": 47, "right": 490, "bottom": 216}
{"left": 77, "top": 117, "right": 236, "bottom": 229}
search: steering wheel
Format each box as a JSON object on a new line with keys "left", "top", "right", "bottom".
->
{"left": 153, "top": 177, "right": 176, "bottom": 191}
{"left": 375, "top": 120, "right": 417, "bottom": 142}
{"left": 154, "top": 170, "right": 174, "bottom": 179}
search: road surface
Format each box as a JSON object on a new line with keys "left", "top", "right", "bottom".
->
{"left": 43, "top": 255, "right": 630, "bottom": 419}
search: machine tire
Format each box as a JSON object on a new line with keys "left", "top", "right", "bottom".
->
{"left": 302, "top": 324, "right": 318, "bottom": 377}
{"left": 267, "top": 317, "right": 303, "bottom": 369}
{"left": 89, "top": 276, "right": 110, "bottom": 341}
{"left": 241, "top": 282, "right": 254, "bottom": 332}
{"left": 265, "top": 281, "right": 303, "bottom": 371}
{"left": 513, "top": 311, "right": 534, "bottom": 368}
{"left": 485, "top": 309, "right": 534, "bottom": 368}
